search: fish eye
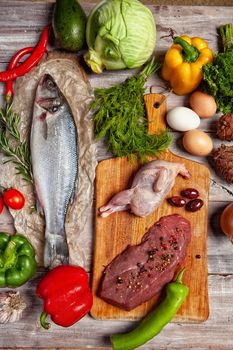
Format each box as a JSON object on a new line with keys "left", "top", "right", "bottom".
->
{"left": 46, "top": 79, "right": 56, "bottom": 91}
{"left": 51, "top": 105, "right": 59, "bottom": 113}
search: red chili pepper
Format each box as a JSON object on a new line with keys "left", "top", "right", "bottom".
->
{"left": 36, "top": 265, "right": 93, "bottom": 329}
{"left": 5, "top": 47, "right": 34, "bottom": 103}
{"left": 0, "top": 26, "right": 49, "bottom": 82}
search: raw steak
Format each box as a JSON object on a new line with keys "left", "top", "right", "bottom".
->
{"left": 98, "top": 214, "right": 191, "bottom": 311}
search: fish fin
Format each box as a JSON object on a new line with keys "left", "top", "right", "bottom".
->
{"left": 65, "top": 188, "right": 76, "bottom": 221}
{"left": 41, "top": 118, "right": 48, "bottom": 140}
{"left": 36, "top": 198, "right": 44, "bottom": 216}
{"left": 69, "top": 188, "right": 76, "bottom": 206}
{"left": 44, "top": 232, "right": 69, "bottom": 268}
{"left": 69, "top": 176, "right": 78, "bottom": 206}
{"left": 0, "top": 205, "right": 16, "bottom": 235}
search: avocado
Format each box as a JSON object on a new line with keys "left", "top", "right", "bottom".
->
{"left": 52, "top": 0, "right": 87, "bottom": 52}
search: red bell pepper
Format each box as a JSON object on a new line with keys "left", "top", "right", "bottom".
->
{"left": 36, "top": 265, "right": 93, "bottom": 329}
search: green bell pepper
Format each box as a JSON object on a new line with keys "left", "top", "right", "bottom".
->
{"left": 0, "top": 232, "right": 37, "bottom": 287}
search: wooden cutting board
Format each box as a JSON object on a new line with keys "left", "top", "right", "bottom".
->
{"left": 91, "top": 93, "right": 210, "bottom": 322}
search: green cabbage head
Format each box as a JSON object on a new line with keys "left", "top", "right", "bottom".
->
{"left": 84, "top": 0, "right": 156, "bottom": 73}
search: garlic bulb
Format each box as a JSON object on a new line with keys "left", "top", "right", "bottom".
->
{"left": 0, "top": 291, "right": 26, "bottom": 323}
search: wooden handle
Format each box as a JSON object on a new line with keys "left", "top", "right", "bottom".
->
{"left": 144, "top": 93, "right": 167, "bottom": 135}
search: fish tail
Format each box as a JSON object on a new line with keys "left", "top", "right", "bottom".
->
{"left": 44, "top": 231, "right": 69, "bottom": 268}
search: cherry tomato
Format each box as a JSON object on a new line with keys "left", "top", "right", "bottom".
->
{"left": 3, "top": 188, "right": 25, "bottom": 210}
{"left": 0, "top": 196, "right": 4, "bottom": 214}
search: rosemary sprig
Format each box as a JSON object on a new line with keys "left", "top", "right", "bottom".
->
{"left": 0, "top": 103, "right": 33, "bottom": 184}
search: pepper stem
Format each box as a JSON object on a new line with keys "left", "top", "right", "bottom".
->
{"left": 175, "top": 268, "right": 186, "bottom": 284}
{"left": 141, "top": 57, "right": 162, "bottom": 78}
{"left": 173, "top": 36, "right": 200, "bottom": 63}
{"left": 5, "top": 94, "right": 13, "bottom": 105}
{"left": 40, "top": 312, "right": 51, "bottom": 330}
{"left": 3, "top": 241, "right": 17, "bottom": 270}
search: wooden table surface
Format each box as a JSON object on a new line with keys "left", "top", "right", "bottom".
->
{"left": 0, "top": 1, "right": 233, "bottom": 349}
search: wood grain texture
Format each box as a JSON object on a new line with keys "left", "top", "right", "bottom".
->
{"left": 13, "top": 0, "right": 233, "bottom": 5}
{"left": 92, "top": 94, "right": 210, "bottom": 322}
{"left": 0, "top": 2, "right": 233, "bottom": 349}
{"left": 0, "top": 265, "right": 231, "bottom": 349}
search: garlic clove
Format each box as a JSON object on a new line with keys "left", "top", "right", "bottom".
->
{"left": 0, "top": 291, "right": 26, "bottom": 324}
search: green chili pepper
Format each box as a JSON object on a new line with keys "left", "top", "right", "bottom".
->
{"left": 111, "top": 269, "right": 189, "bottom": 350}
{"left": 0, "top": 232, "right": 37, "bottom": 288}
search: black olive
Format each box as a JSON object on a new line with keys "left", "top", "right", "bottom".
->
{"left": 186, "top": 199, "right": 204, "bottom": 212}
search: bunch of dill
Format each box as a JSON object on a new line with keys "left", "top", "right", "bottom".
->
{"left": 91, "top": 58, "right": 172, "bottom": 161}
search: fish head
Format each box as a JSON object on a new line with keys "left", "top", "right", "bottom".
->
{"left": 35, "top": 74, "right": 65, "bottom": 115}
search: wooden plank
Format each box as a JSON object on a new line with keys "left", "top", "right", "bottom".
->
{"left": 0, "top": 2, "right": 232, "bottom": 348}
{"left": 92, "top": 94, "right": 210, "bottom": 322}
{"left": 74, "top": 201, "right": 233, "bottom": 275}
{"left": 0, "top": 4, "right": 233, "bottom": 62}
{"left": 0, "top": 274, "right": 232, "bottom": 349}
{"left": 13, "top": 0, "right": 233, "bottom": 5}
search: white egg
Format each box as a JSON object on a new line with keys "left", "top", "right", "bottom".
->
{"left": 166, "top": 106, "right": 200, "bottom": 132}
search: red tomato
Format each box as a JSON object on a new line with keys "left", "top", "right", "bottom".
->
{"left": 0, "top": 196, "right": 4, "bottom": 214}
{"left": 3, "top": 188, "right": 25, "bottom": 210}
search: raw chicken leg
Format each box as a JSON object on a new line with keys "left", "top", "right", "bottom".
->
{"left": 99, "top": 160, "right": 191, "bottom": 218}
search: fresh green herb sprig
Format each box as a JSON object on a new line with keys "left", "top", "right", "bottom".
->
{"left": 0, "top": 103, "right": 33, "bottom": 183}
{"left": 92, "top": 58, "right": 172, "bottom": 160}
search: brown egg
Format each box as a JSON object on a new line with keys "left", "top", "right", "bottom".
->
{"left": 220, "top": 203, "right": 233, "bottom": 242}
{"left": 189, "top": 91, "right": 217, "bottom": 118}
{"left": 183, "top": 130, "right": 213, "bottom": 156}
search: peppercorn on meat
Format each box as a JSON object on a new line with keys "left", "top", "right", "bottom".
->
{"left": 98, "top": 214, "right": 191, "bottom": 311}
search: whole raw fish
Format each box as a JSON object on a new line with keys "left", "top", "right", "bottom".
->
{"left": 30, "top": 74, "right": 78, "bottom": 268}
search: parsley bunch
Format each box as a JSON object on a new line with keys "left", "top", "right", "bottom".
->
{"left": 203, "top": 23, "right": 233, "bottom": 113}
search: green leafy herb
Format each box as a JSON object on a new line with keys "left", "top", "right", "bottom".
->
{"left": 0, "top": 103, "right": 33, "bottom": 183}
{"left": 92, "top": 58, "right": 172, "bottom": 160}
{"left": 203, "top": 23, "right": 233, "bottom": 113}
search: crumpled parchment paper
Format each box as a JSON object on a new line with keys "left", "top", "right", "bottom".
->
{"left": 0, "top": 51, "right": 97, "bottom": 268}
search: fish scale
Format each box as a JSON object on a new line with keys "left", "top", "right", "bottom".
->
{"left": 30, "top": 74, "right": 78, "bottom": 268}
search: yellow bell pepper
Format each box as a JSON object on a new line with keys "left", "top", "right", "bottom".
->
{"left": 161, "top": 36, "right": 213, "bottom": 95}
